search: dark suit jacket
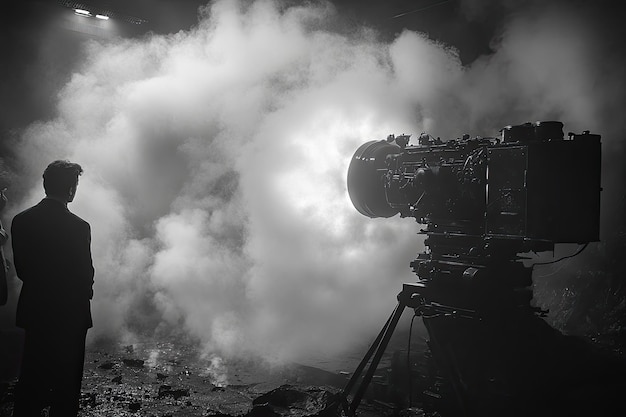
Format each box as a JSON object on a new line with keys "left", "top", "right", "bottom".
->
{"left": 11, "top": 198, "right": 94, "bottom": 329}
{"left": 0, "top": 222, "right": 8, "bottom": 306}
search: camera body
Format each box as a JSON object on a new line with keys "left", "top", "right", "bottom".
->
{"left": 347, "top": 121, "right": 601, "bottom": 248}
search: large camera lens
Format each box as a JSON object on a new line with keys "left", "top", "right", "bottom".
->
{"left": 347, "top": 140, "right": 400, "bottom": 218}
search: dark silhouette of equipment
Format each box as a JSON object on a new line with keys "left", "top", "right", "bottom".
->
{"left": 335, "top": 121, "right": 623, "bottom": 417}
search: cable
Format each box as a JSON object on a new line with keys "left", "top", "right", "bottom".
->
{"left": 532, "top": 243, "right": 589, "bottom": 266}
{"left": 407, "top": 312, "right": 419, "bottom": 408}
{"left": 534, "top": 257, "right": 573, "bottom": 278}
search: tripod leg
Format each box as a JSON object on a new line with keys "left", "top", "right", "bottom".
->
{"left": 341, "top": 305, "right": 398, "bottom": 398}
{"left": 349, "top": 301, "right": 406, "bottom": 415}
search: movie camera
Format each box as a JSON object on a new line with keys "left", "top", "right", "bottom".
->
{"left": 338, "top": 121, "right": 602, "bottom": 416}
{"left": 347, "top": 120, "right": 600, "bottom": 246}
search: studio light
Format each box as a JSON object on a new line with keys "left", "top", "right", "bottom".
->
{"left": 74, "top": 8, "right": 91, "bottom": 17}
{"left": 60, "top": 1, "right": 147, "bottom": 25}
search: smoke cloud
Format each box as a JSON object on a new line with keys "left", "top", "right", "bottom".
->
{"left": 4, "top": 0, "right": 624, "bottom": 362}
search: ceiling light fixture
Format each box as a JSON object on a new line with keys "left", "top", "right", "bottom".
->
{"left": 74, "top": 8, "right": 91, "bottom": 16}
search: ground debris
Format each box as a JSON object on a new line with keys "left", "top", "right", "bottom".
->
{"left": 80, "top": 392, "right": 97, "bottom": 408}
{"left": 0, "top": 382, "right": 16, "bottom": 417}
{"left": 129, "top": 400, "right": 141, "bottom": 411}
{"left": 398, "top": 407, "right": 427, "bottom": 417}
{"left": 97, "top": 361, "right": 115, "bottom": 370}
{"left": 122, "top": 358, "right": 145, "bottom": 368}
{"left": 0, "top": 338, "right": 420, "bottom": 417}
{"left": 158, "top": 384, "right": 190, "bottom": 400}
{"left": 248, "top": 403, "right": 281, "bottom": 417}
{"left": 251, "top": 384, "right": 340, "bottom": 417}
{"left": 204, "top": 411, "right": 239, "bottom": 417}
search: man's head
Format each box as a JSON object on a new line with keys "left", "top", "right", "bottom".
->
{"left": 43, "top": 160, "right": 83, "bottom": 203}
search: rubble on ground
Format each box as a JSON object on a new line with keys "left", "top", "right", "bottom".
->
{"left": 0, "top": 337, "right": 423, "bottom": 417}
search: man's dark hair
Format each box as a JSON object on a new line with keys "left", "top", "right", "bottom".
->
{"left": 43, "top": 160, "right": 83, "bottom": 197}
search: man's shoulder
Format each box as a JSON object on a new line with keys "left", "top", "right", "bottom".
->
{"left": 12, "top": 203, "right": 41, "bottom": 223}
{"left": 67, "top": 211, "right": 91, "bottom": 229}
{"left": 13, "top": 200, "right": 90, "bottom": 228}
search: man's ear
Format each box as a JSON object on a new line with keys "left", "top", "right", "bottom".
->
{"left": 68, "top": 185, "right": 77, "bottom": 202}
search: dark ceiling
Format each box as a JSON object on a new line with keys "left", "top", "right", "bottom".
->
{"left": 0, "top": 0, "right": 500, "bottom": 135}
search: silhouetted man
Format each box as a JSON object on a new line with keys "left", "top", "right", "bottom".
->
{"left": 11, "top": 160, "right": 94, "bottom": 417}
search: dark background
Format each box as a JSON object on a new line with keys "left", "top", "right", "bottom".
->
{"left": 0, "top": 0, "right": 526, "bottom": 136}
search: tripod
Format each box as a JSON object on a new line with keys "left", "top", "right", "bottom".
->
{"left": 336, "top": 282, "right": 476, "bottom": 416}
{"left": 334, "top": 236, "right": 626, "bottom": 417}
{"left": 334, "top": 237, "right": 563, "bottom": 417}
